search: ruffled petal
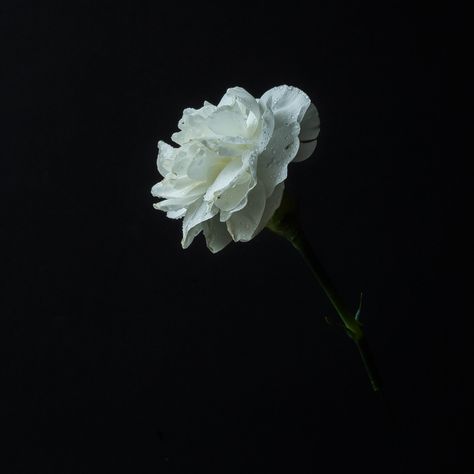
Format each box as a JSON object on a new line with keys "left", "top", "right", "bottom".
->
{"left": 253, "top": 182, "right": 285, "bottom": 236}
{"left": 182, "top": 223, "right": 203, "bottom": 249}
{"left": 202, "top": 216, "right": 232, "bottom": 253}
{"left": 157, "top": 141, "right": 176, "bottom": 176}
{"left": 206, "top": 107, "right": 248, "bottom": 137}
{"left": 151, "top": 178, "right": 205, "bottom": 200}
{"left": 204, "top": 159, "right": 243, "bottom": 202}
{"left": 166, "top": 208, "right": 186, "bottom": 219}
{"left": 256, "top": 85, "right": 315, "bottom": 195}
{"left": 218, "top": 87, "right": 261, "bottom": 120}
{"left": 218, "top": 194, "right": 248, "bottom": 222}
{"left": 226, "top": 183, "right": 266, "bottom": 242}
{"left": 257, "top": 121, "right": 300, "bottom": 196}
{"left": 260, "top": 85, "right": 311, "bottom": 125}
{"left": 186, "top": 144, "right": 223, "bottom": 182}
{"left": 153, "top": 196, "right": 200, "bottom": 212}
{"left": 171, "top": 104, "right": 217, "bottom": 145}
{"left": 214, "top": 173, "right": 251, "bottom": 212}
{"left": 255, "top": 105, "right": 275, "bottom": 154}
{"left": 181, "top": 199, "right": 218, "bottom": 249}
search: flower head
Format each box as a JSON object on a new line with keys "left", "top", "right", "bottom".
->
{"left": 151, "top": 85, "right": 320, "bottom": 252}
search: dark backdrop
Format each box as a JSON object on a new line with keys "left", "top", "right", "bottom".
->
{"left": 1, "top": 1, "right": 471, "bottom": 473}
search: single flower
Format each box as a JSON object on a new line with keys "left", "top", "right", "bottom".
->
{"left": 151, "top": 85, "right": 320, "bottom": 252}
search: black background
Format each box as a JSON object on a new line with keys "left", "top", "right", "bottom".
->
{"left": 1, "top": 1, "right": 472, "bottom": 473}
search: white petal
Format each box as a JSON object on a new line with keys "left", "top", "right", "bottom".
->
{"left": 260, "top": 85, "right": 311, "bottom": 125}
{"left": 151, "top": 178, "right": 205, "bottom": 199}
{"left": 172, "top": 104, "right": 217, "bottom": 145}
{"left": 255, "top": 105, "right": 275, "bottom": 153}
{"left": 178, "top": 105, "right": 216, "bottom": 129}
{"left": 181, "top": 199, "right": 218, "bottom": 249}
{"left": 293, "top": 103, "right": 320, "bottom": 162}
{"left": 218, "top": 87, "right": 261, "bottom": 119}
{"left": 214, "top": 174, "right": 251, "bottom": 212}
{"left": 226, "top": 183, "right": 266, "bottom": 242}
{"left": 204, "top": 159, "right": 243, "bottom": 201}
{"left": 153, "top": 196, "right": 200, "bottom": 212}
{"left": 202, "top": 217, "right": 232, "bottom": 253}
{"left": 182, "top": 223, "right": 203, "bottom": 249}
{"left": 207, "top": 107, "right": 248, "bottom": 137}
{"left": 253, "top": 182, "right": 285, "bottom": 236}
{"left": 168, "top": 147, "right": 194, "bottom": 176}
{"left": 186, "top": 145, "right": 223, "bottom": 182}
{"left": 166, "top": 209, "right": 186, "bottom": 219}
{"left": 257, "top": 121, "right": 300, "bottom": 196}
{"left": 157, "top": 141, "right": 175, "bottom": 176}
{"left": 246, "top": 110, "right": 260, "bottom": 137}
{"left": 219, "top": 194, "right": 248, "bottom": 222}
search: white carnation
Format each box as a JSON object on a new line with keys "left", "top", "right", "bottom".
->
{"left": 152, "top": 85, "right": 320, "bottom": 253}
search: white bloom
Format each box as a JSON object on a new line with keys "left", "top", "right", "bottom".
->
{"left": 151, "top": 85, "right": 320, "bottom": 253}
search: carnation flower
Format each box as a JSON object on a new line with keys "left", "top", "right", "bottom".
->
{"left": 151, "top": 85, "right": 319, "bottom": 252}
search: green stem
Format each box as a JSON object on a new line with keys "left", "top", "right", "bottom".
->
{"left": 355, "top": 338, "right": 381, "bottom": 392}
{"left": 267, "top": 197, "right": 381, "bottom": 392}
{"left": 290, "top": 232, "right": 364, "bottom": 340}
